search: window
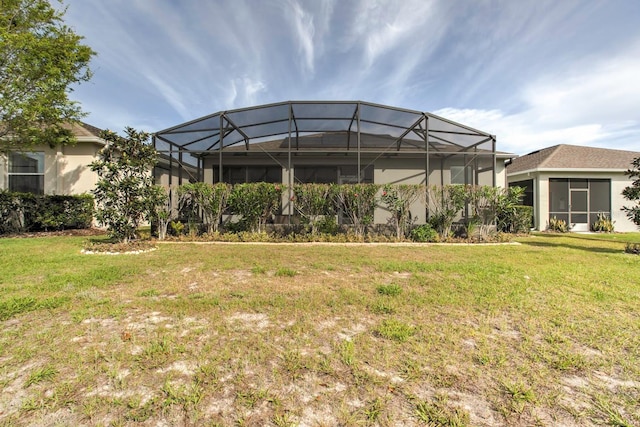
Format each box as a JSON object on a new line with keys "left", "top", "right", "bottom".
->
{"left": 295, "top": 167, "right": 337, "bottom": 184}
{"left": 8, "top": 152, "right": 44, "bottom": 194}
{"left": 294, "top": 165, "right": 373, "bottom": 184}
{"left": 213, "top": 166, "right": 282, "bottom": 184}
{"left": 450, "top": 165, "right": 472, "bottom": 185}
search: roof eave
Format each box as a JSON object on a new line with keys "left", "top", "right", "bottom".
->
{"left": 507, "top": 167, "right": 630, "bottom": 177}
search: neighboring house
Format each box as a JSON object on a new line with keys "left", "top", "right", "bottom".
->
{"left": 154, "top": 100, "right": 513, "bottom": 224}
{"left": 0, "top": 122, "right": 106, "bottom": 196}
{"left": 507, "top": 144, "right": 640, "bottom": 232}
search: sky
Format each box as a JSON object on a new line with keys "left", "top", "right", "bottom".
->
{"left": 60, "top": 0, "right": 640, "bottom": 155}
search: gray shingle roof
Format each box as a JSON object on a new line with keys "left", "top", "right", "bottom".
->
{"left": 61, "top": 121, "right": 104, "bottom": 138}
{"left": 507, "top": 144, "right": 639, "bottom": 174}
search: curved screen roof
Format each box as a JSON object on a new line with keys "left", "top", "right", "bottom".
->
{"left": 154, "top": 101, "right": 495, "bottom": 155}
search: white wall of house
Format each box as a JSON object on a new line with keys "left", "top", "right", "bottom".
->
{"left": 508, "top": 169, "right": 637, "bottom": 232}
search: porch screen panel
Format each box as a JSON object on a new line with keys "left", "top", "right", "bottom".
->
{"left": 294, "top": 167, "right": 337, "bottom": 183}
{"left": 549, "top": 179, "right": 569, "bottom": 223}
{"left": 589, "top": 179, "right": 611, "bottom": 225}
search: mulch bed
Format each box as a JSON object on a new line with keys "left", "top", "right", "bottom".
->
{"left": 1, "top": 228, "right": 106, "bottom": 238}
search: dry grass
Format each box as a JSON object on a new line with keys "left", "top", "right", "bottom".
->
{"left": 0, "top": 233, "right": 639, "bottom": 426}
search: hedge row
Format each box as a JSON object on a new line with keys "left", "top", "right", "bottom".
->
{"left": 0, "top": 191, "right": 94, "bottom": 234}
{"left": 165, "top": 182, "right": 532, "bottom": 241}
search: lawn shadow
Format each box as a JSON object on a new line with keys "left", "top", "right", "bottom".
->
{"left": 520, "top": 234, "right": 626, "bottom": 255}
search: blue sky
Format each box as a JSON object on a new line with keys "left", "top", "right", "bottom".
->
{"left": 62, "top": 0, "right": 640, "bottom": 155}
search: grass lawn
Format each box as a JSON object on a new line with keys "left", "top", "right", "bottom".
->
{"left": 0, "top": 233, "right": 639, "bottom": 426}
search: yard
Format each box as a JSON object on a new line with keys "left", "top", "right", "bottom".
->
{"left": 0, "top": 233, "right": 639, "bottom": 426}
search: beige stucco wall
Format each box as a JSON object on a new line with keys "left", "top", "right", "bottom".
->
{"left": 508, "top": 170, "right": 637, "bottom": 232}
{"left": 0, "top": 154, "right": 6, "bottom": 190}
{"left": 1, "top": 141, "right": 102, "bottom": 195}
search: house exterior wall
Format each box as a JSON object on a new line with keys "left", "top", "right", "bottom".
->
{"left": 0, "top": 142, "right": 102, "bottom": 195}
{"left": 508, "top": 169, "right": 637, "bottom": 232}
{"left": 0, "top": 154, "right": 6, "bottom": 190}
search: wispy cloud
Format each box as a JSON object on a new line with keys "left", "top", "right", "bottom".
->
{"left": 436, "top": 41, "right": 640, "bottom": 154}
{"left": 283, "top": 0, "right": 317, "bottom": 74}
{"left": 225, "top": 77, "right": 267, "bottom": 109}
{"left": 62, "top": 0, "right": 640, "bottom": 154}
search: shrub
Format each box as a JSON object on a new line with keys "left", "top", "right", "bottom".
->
{"left": 316, "top": 215, "right": 339, "bottom": 234}
{"left": 178, "top": 182, "right": 231, "bottom": 234}
{"left": 292, "top": 183, "right": 335, "bottom": 234}
{"left": 169, "top": 220, "right": 184, "bottom": 236}
{"left": 35, "top": 194, "right": 94, "bottom": 230}
{"left": 410, "top": 223, "right": 439, "bottom": 242}
{"left": 466, "top": 185, "right": 501, "bottom": 240}
{"left": 0, "top": 191, "right": 93, "bottom": 234}
{"left": 380, "top": 184, "right": 423, "bottom": 239}
{"left": 622, "top": 156, "right": 640, "bottom": 227}
{"left": 426, "top": 185, "right": 466, "bottom": 239}
{"left": 591, "top": 212, "right": 614, "bottom": 233}
{"left": 496, "top": 187, "right": 531, "bottom": 233}
{"left": 227, "top": 183, "right": 283, "bottom": 233}
{"left": 548, "top": 216, "right": 568, "bottom": 233}
{"left": 332, "top": 183, "right": 380, "bottom": 237}
{"left": 624, "top": 243, "right": 640, "bottom": 255}
{"left": 0, "top": 191, "right": 27, "bottom": 233}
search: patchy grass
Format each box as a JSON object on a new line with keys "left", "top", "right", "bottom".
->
{"left": 0, "top": 233, "right": 639, "bottom": 426}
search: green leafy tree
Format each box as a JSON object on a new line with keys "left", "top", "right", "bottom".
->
{"left": 90, "top": 128, "right": 160, "bottom": 243}
{"left": 622, "top": 157, "right": 640, "bottom": 227}
{"left": 228, "top": 183, "right": 283, "bottom": 233}
{"left": 148, "top": 185, "right": 171, "bottom": 240}
{"left": 178, "top": 182, "right": 231, "bottom": 234}
{"left": 332, "top": 184, "right": 380, "bottom": 237}
{"left": 0, "top": 0, "right": 94, "bottom": 152}
{"left": 380, "top": 184, "right": 423, "bottom": 239}
{"left": 426, "top": 185, "right": 467, "bottom": 239}
{"left": 292, "top": 183, "right": 335, "bottom": 234}
{"left": 466, "top": 185, "right": 501, "bottom": 240}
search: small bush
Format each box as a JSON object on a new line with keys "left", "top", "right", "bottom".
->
{"left": 169, "top": 220, "right": 185, "bottom": 236}
{"left": 498, "top": 205, "right": 532, "bottom": 234}
{"left": 591, "top": 212, "right": 615, "bottom": 232}
{"left": 316, "top": 215, "right": 339, "bottom": 234}
{"left": 548, "top": 216, "right": 568, "bottom": 233}
{"left": 625, "top": 243, "right": 640, "bottom": 255}
{"left": 410, "top": 223, "right": 439, "bottom": 242}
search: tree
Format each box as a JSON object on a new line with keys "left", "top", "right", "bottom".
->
{"left": 332, "top": 184, "right": 380, "bottom": 237}
{"left": 178, "top": 182, "right": 231, "bottom": 234}
{"left": 622, "top": 157, "right": 640, "bottom": 227}
{"left": 227, "top": 183, "right": 283, "bottom": 233}
{"left": 0, "top": 0, "right": 94, "bottom": 152}
{"left": 380, "top": 184, "right": 423, "bottom": 239}
{"left": 90, "top": 127, "right": 160, "bottom": 243}
{"left": 292, "top": 183, "right": 336, "bottom": 235}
